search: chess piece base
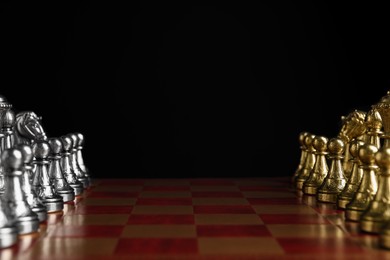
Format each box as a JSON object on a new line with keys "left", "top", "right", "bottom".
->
{"left": 70, "top": 184, "right": 83, "bottom": 196}
{"left": 78, "top": 177, "right": 88, "bottom": 188}
{"left": 295, "top": 180, "right": 304, "bottom": 190}
{"left": 16, "top": 216, "right": 39, "bottom": 235}
{"left": 337, "top": 198, "right": 350, "bottom": 209}
{"left": 345, "top": 209, "right": 363, "bottom": 222}
{"left": 360, "top": 219, "right": 384, "bottom": 234}
{"left": 317, "top": 192, "right": 338, "bottom": 204}
{"left": 302, "top": 185, "right": 317, "bottom": 195}
{"left": 380, "top": 233, "right": 390, "bottom": 249}
{"left": 32, "top": 207, "right": 48, "bottom": 222}
{"left": 0, "top": 226, "right": 18, "bottom": 249}
{"left": 57, "top": 190, "right": 75, "bottom": 203}
{"left": 43, "top": 197, "right": 64, "bottom": 213}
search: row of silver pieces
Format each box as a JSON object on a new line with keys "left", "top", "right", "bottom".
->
{"left": 0, "top": 94, "right": 90, "bottom": 249}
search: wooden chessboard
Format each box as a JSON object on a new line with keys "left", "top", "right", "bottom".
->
{"left": 2, "top": 177, "right": 390, "bottom": 259}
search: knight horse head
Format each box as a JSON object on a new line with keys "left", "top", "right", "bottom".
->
{"left": 14, "top": 111, "right": 47, "bottom": 144}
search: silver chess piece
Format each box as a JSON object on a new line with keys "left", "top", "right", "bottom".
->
{"left": 32, "top": 140, "right": 63, "bottom": 213}
{"left": 48, "top": 137, "right": 75, "bottom": 202}
{"left": 60, "top": 135, "right": 84, "bottom": 196}
{"left": 16, "top": 143, "right": 47, "bottom": 222}
{"left": 2, "top": 147, "right": 39, "bottom": 234}
{"left": 76, "top": 132, "right": 90, "bottom": 187}
{"left": 0, "top": 109, "right": 15, "bottom": 195}
{"left": 0, "top": 195, "right": 18, "bottom": 249}
{"left": 69, "top": 133, "right": 88, "bottom": 188}
{"left": 14, "top": 111, "right": 47, "bottom": 145}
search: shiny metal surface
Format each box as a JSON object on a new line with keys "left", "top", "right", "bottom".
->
{"left": 295, "top": 134, "right": 316, "bottom": 190}
{"left": 345, "top": 143, "right": 379, "bottom": 221}
{"left": 14, "top": 111, "right": 47, "bottom": 144}
{"left": 317, "top": 138, "right": 347, "bottom": 204}
{"left": 32, "top": 141, "right": 63, "bottom": 213}
{"left": 338, "top": 110, "right": 367, "bottom": 177}
{"left": 1, "top": 148, "right": 39, "bottom": 235}
{"left": 292, "top": 132, "right": 309, "bottom": 184}
{"left": 337, "top": 140, "right": 364, "bottom": 209}
{"left": 76, "top": 132, "right": 90, "bottom": 187}
{"left": 48, "top": 138, "right": 75, "bottom": 203}
{"left": 60, "top": 135, "right": 84, "bottom": 196}
{"left": 17, "top": 143, "right": 47, "bottom": 222}
{"left": 69, "top": 133, "right": 88, "bottom": 188}
{"left": 303, "top": 136, "right": 329, "bottom": 195}
{"left": 360, "top": 146, "right": 390, "bottom": 233}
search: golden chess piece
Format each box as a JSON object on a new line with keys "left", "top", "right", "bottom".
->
{"left": 316, "top": 137, "right": 347, "bottom": 203}
{"left": 295, "top": 133, "right": 316, "bottom": 190}
{"left": 360, "top": 146, "right": 390, "bottom": 233}
{"left": 292, "top": 131, "right": 310, "bottom": 184}
{"left": 373, "top": 91, "right": 390, "bottom": 148}
{"left": 302, "top": 136, "right": 329, "bottom": 195}
{"left": 338, "top": 110, "right": 367, "bottom": 178}
{"left": 364, "top": 109, "right": 382, "bottom": 148}
{"left": 337, "top": 139, "right": 365, "bottom": 209}
{"left": 345, "top": 143, "right": 379, "bottom": 221}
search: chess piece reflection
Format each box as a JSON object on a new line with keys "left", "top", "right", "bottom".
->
{"left": 360, "top": 146, "right": 390, "bottom": 233}
{"left": 32, "top": 140, "right": 64, "bottom": 213}
{"left": 292, "top": 132, "right": 309, "bottom": 184}
{"left": 337, "top": 140, "right": 364, "bottom": 209}
{"left": 60, "top": 135, "right": 84, "bottom": 196}
{"left": 316, "top": 137, "right": 347, "bottom": 203}
{"left": 295, "top": 134, "right": 316, "bottom": 190}
{"left": 345, "top": 143, "right": 379, "bottom": 222}
{"left": 48, "top": 137, "right": 75, "bottom": 203}
{"left": 2, "top": 148, "right": 39, "bottom": 234}
{"left": 16, "top": 143, "right": 47, "bottom": 222}
{"left": 302, "top": 136, "right": 329, "bottom": 195}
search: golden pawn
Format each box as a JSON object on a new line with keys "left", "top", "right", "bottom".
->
{"left": 302, "top": 136, "right": 329, "bottom": 195}
{"left": 337, "top": 139, "right": 365, "bottom": 209}
{"left": 295, "top": 134, "right": 316, "bottom": 190}
{"left": 291, "top": 132, "right": 310, "bottom": 184}
{"left": 345, "top": 143, "right": 379, "bottom": 221}
{"left": 316, "top": 137, "right": 347, "bottom": 203}
{"left": 360, "top": 146, "right": 390, "bottom": 233}
{"left": 364, "top": 109, "right": 382, "bottom": 148}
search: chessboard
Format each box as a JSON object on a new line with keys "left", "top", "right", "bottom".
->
{"left": 1, "top": 177, "right": 390, "bottom": 260}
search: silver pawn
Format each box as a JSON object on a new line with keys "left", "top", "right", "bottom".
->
{"left": 0, "top": 109, "right": 15, "bottom": 195}
{"left": 60, "top": 135, "right": 83, "bottom": 196}
{"left": 69, "top": 133, "right": 88, "bottom": 188}
{"left": 0, "top": 195, "right": 18, "bottom": 248}
{"left": 32, "top": 140, "right": 63, "bottom": 213}
{"left": 2, "top": 148, "right": 39, "bottom": 234}
{"left": 76, "top": 132, "right": 90, "bottom": 187}
{"left": 16, "top": 143, "right": 47, "bottom": 222}
{"left": 48, "top": 137, "right": 75, "bottom": 202}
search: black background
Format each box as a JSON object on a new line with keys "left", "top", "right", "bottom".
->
{"left": 1, "top": 1, "right": 389, "bottom": 179}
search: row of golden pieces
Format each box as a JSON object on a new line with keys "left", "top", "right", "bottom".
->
{"left": 0, "top": 95, "right": 90, "bottom": 249}
{"left": 292, "top": 90, "right": 390, "bottom": 250}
